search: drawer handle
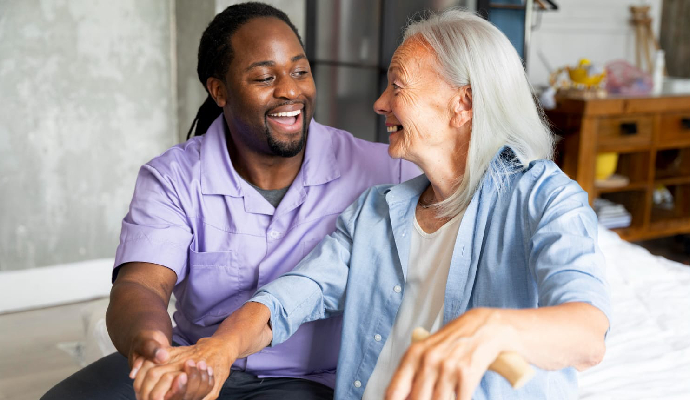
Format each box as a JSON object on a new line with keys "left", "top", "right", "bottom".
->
{"left": 620, "top": 122, "right": 638, "bottom": 135}
{"left": 681, "top": 118, "right": 690, "bottom": 130}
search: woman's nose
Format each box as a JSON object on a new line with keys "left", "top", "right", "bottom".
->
{"left": 373, "top": 87, "right": 391, "bottom": 115}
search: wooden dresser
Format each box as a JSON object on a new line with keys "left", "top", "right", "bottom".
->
{"left": 546, "top": 93, "right": 690, "bottom": 241}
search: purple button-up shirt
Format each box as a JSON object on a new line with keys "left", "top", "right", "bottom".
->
{"left": 114, "top": 116, "right": 419, "bottom": 387}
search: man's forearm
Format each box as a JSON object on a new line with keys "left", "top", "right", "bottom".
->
{"left": 106, "top": 280, "right": 173, "bottom": 357}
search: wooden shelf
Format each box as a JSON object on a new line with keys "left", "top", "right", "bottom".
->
{"left": 598, "top": 143, "right": 653, "bottom": 153}
{"left": 649, "top": 218, "right": 690, "bottom": 236}
{"left": 548, "top": 93, "right": 690, "bottom": 241}
{"left": 613, "top": 227, "right": 647, "bottom": 242}
{"left": 655, "top": 176, "right": 690, "bottom": 186}
{"left": 614, "top": 219, "right": 690, "bottom": 241}
{"left": 657, "top": 141, "right": 690, "bottom": 150}
{"left": 595, "top": 182, "right": 648, "bottom": 193}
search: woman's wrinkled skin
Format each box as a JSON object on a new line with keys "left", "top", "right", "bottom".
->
{"left": 375, "top": 37, "right": 473, "bottom": 232}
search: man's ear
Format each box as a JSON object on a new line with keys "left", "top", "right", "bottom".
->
{"left": 450, "top": 86, "right": 472, "bottom": 128}
{"left": 206, "top": 77, "right": 228, "bottom": 108}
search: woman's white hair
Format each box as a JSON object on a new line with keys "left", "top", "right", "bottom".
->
{"left": 403, "top": 8, "right": 555, "bottom": 217}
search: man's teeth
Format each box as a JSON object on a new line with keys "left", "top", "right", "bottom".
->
{"left": 387, "top": 125, "right": 402, "bottom": 133}
{"left": 269, "top": 110, "right": 301, "bottom": 117}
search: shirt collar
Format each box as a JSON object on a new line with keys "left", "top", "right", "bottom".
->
{"left": 200, "top": 116, "right": 340, "bottom": 196}
{"left": 382, "top": 174, "right": 429, "bottom": 206}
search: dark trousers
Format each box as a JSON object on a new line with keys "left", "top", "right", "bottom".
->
{"left": 41, "top": 353, "right": 334, "bottom": 400}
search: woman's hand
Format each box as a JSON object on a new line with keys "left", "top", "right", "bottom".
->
{"left": 386, "top": 308, "right": 510, "bottom": 400}
{"left": 132, "top": 337, "right": 235, "bottom": 400}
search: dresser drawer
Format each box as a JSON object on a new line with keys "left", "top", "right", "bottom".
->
{"left": 659, "top": 112, "right": 690, "bottom": 144}
{"left": 597, "top": 115, "right": 653, "bottom": 149}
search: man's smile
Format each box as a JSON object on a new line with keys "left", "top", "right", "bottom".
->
{"left": 267, "top": 104, "right": 304, "bottom": 133}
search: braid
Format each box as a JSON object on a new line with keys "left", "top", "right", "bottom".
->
{"left": 188, "top": 2, "right": 304, "bottom": 138}
{"left": 186, "top": 96, "right": 222, "bottom": 139}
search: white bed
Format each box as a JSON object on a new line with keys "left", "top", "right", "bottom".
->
{"left": 68, "top": 226, "right": 690, "bottom": 398}
{"left": 577, "top": 227, "right": 690, "bottom": 399}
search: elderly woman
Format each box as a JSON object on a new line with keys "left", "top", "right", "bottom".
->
{"left": 135, "top": 9, "right": 610, "bottom": 400}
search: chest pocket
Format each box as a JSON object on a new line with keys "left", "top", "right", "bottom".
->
{"left": 179, "top": 248, "right": 252, "bottom": 326}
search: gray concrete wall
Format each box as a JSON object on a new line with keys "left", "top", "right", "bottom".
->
{"left": 175, "top": 0, "right": 215, "bottom": 142}
{"left": 0, "top": 0, "right": 177, "bottom": 271}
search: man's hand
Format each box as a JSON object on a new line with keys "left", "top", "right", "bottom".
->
{"left": 133, "top": 337, "right": 235, "bottom": 400}
{"left": 129, "top": 330, "right": 173, "bottom": 378}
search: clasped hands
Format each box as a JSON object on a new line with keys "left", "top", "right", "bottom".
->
{"left": 131, "top": 308, "right": 511, "bottom": 400}
{"left": 129, "top": 331, "right": 233, "bottom": 400}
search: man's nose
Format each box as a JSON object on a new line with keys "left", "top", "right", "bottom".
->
{"left": 274, "top": 74, "right": 299, "bottom": 100}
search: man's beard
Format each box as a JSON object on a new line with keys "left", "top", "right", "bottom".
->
{"left": 265, "top": 119, "right": 307, "bottom": 158}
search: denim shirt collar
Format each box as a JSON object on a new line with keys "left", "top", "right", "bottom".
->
{"left": 380, "top": 146, "right": 519, "bottom": 320}
{"left": 380, "top": 145, "right": 518, "bottom": 207}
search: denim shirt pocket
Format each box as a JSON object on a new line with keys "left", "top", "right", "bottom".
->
{"left": 180, "top": 248, "right": 244, "bottom": 326}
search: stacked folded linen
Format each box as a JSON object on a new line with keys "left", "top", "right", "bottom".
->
{"left": 593, "top": 198, "right": 632, "bottom": 229}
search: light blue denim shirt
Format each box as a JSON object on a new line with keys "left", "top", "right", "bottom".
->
{"left": 251, "top": 148, "right": 610, "bottom": 399}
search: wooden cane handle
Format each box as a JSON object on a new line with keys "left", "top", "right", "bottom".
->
{"left": 411, "top": 327, "right": 535, "bottom": 389}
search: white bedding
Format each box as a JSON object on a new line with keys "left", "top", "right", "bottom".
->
{"left": 578, "top": 227, "right": 690, "bottom": 399}
{"left": 70, "top": 226, "right": 690, "bottom": 398}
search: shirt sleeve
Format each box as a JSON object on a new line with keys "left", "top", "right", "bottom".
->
{"left": 526, "top": 163, "right": 611, "bottom": 329}
{"left": 250, "top": 188, "right": 372, "bottom": 346}
{"left": 113, "top": 164, "right": 193, "bottom": 284}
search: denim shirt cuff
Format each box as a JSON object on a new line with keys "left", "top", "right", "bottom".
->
{"left": 246, "top": 294, "right": 288, "bottom": 346}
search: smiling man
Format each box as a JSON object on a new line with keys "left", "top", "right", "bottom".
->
{"left": 41, "top": 3, "right": 418, "bottom": 400}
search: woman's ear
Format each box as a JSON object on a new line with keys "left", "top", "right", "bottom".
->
{"left": 206, "top": 77, "right": 228, "bottom": 108}
{"left": 451, "top": 86, "right": 472, "bottom": 128}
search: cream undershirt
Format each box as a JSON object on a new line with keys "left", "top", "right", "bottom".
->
{"left": 363, "top": 210, "right": 464, "bottom": 400}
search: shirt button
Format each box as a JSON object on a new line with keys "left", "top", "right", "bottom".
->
{"left": 374, "top": 334, "right": 382, "bottom": 342}
{"left": 354, "top": 380, "right": 362, "bottom": 388}
{"left": 393, "top": 285, "right": 402, "bottom": 293}
{"left": 269, "top": 231, "right": 280, "bottom": 239}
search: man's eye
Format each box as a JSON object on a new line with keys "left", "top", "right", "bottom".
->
{"left": 291, "top": 70, "right": 310, "bottom": 79}
{"left": 256, "top": 77, "right": 274, "bottom": 83}
{"left": 392, "top": 83, "right": 401, "bottom": 90}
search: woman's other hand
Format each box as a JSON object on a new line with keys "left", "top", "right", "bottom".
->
{"left": 385, "top": 303, "right": 608, "bottom": 400}
{"left": 385, "top": 308, "right": 509, "bottom": 400}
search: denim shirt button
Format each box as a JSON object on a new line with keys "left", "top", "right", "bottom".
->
{"left": 393, "top": 285, "right": 402, "bottom": 293}
{"left": 374, "top": 334, "right": 382, "bottom": 342}
{"left": 354, "top": 380, "right": 362, "bottom": 388}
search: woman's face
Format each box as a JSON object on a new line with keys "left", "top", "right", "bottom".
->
{"left": 374, "top": 38, "right": 471, "bottom": 168}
